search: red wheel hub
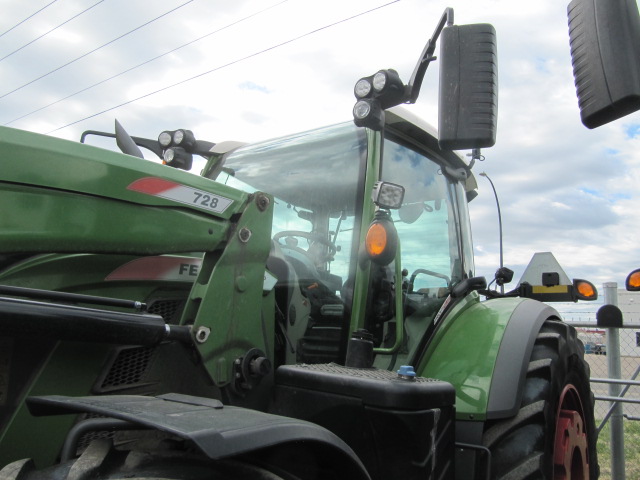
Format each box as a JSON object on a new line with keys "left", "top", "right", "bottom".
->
{"left": 553, "top": 385, "right": 590, "bottom": 480}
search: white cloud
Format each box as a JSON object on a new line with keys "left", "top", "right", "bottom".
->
{"left": 2, "top": 0, "right": 640, "bottom": 294}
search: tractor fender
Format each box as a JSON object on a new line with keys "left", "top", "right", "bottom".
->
{"left": 485, "top": 297, "right": 559, "bottom": 419}
{"left": 420, "top": 295, "right": 560, "bottom": 422}
{"left": 25, "top": 393, "right": 371, "bottom": 480}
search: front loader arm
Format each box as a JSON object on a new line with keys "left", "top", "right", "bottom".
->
{"left": 181, "top": 192, "right": 275, "bottom": 394}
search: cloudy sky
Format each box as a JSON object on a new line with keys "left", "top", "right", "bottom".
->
{"left": 2, "top": 0, "right": 639, "bottom": 305}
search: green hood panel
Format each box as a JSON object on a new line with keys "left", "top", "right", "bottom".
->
{"left": 0, "top": 126, "right": 245, "bottom": 218}
{"left": 0, "top": 127, "right": 257, "bottom": 254}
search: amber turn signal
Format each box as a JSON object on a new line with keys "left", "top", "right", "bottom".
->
{"left": 626, "top": 269, "right": 640, "bottom": 291}
{"left": 573, "top": 279, "right": 598, "bottom": 301}
{"left": 365, "top": 213, "right": 398, "bottom": 266}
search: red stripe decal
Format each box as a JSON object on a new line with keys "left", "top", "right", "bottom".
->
{"left": 106, "top": 256, "right": 201, "bottom": 282}
{"left": 128, "top": 177, "right": 179, "bottom": 195}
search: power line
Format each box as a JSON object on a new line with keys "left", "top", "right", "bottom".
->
{"left": 48, "top": 0, "right": 400, "bottom": 134}
{"left": 0, "top": 0, "right": 59, "bottom": 39}
{"left": 0, "top": 0, "right": 195, "bottom": 100}
{"left": 0, "top": 0, "right": 105, "bottom": 62}
{"left": 4, "top": 0, "right": 288, "bottom": 126}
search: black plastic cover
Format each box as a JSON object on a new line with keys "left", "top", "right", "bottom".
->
{"left": 273, "top": 364, "right": 455, "bottom": 480}
{"left": 275, "top": 363, "right": 454, "bottom": 409}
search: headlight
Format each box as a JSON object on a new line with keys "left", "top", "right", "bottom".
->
{"left": 173, "top": 130, "right": 185, "bottom": 145}
{"left": 373, "top": 71, "right": 387, "bottom": 92}
{"left": 162, "top": 147, "right": 193, "bottom": 170}
{"left": 353, "top": 99, "right": 384, "bottom": 130}
{"left": 158, "top": 131, "right": 172, "bottom": 147}
{"left": 353, "top": 100, "right": 372, "bottom": 120}
{"left": 172, "top": 129, "right": 195, "bottom": 150}
{"left": 163, "top": 148, "right": 175, "bottom": 163}
{"left": 354, "top": 78, "right": 372, "bottom": 98}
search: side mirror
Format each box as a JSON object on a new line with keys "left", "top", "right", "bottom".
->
{"left": 438, "top": 24, "right": 498, "bottom": 150}
{"left": 567, "top": 0, "right": 640, "bottom": 128}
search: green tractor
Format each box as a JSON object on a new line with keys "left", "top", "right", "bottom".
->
{"left": 1, "top": 2, "right": 639, "bottom": 479}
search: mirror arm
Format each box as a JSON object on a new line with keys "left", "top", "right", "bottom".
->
{"left": 405, "top": 7, "right": 454, "bottom": 104}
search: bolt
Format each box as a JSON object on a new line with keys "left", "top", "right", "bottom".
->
{"left": 256, "top": 193, "right": 270, "bottom": 212}
{"left": 195, "top": 327, "right": 210, "bottom": 344}
{"left": 238, "top": 227, "right": 252, "bottom": 243}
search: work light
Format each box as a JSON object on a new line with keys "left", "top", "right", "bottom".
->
{"left": 158, "top": 131, "right": 172, "bottom": 147}
{"left": 354, "top": 78, "right": 373, "bottom": 98}
{"left": 163, "top": 147, "right": 193, "bottom": 170}
{"left": 173, "top": 129, "right": 195, "bottom": 150}
{"left": 353, "top": 99, "right": 384, "bottom": 130}
{"left": 352, "top": 69, "right": 407, "bottom": 130}
{"left": 372, "top": 181, "right": 405, "bottom": 209}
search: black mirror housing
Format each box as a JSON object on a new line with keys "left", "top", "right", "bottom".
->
{"left": 568, "top": 0, "right": 640, "bottom": 128}
{"left": 438, "top": 23, "right": 498, "bottom": 150}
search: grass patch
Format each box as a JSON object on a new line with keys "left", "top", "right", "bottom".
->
{"left": 596, "top": 419, "right": 640, "bottom": 479}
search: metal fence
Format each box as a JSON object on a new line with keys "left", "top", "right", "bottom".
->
{"left": 567, "top": 283, "right": 640, "bottom": 480}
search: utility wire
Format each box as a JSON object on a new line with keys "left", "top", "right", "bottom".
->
{"left": 0, "top": 0, "right": 105, "bottom": 62}
{"left": 0, "top": 0, "right": 195, "bottom": 100}
{"left": 48, "top": 0, "right": 400, "bottom": 134}
{"left": 4, "top": 0, "right": 288, "bottom": 126}
{"left": 0, "top": 0, "right": 59, "bottom": 39}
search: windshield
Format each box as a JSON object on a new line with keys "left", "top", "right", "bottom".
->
{"left": 207, "top": 122, "right": 367, "bottom": 364}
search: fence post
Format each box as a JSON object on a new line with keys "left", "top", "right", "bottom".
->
{"left": 604, "top": 282, "right": 625, "bottom": 479}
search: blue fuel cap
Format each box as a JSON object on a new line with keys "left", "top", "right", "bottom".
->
{"left": 397, "top": 365, "right": 416, "bottom": 379}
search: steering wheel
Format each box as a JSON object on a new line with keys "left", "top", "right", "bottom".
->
{"left": 408, "top": 268, "right": 451, "bottom": 293}
{"left": 273, "top": 231, "right": 337, "bottom": 261}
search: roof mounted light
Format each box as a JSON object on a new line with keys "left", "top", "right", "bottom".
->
{"left": 158, "top": 131, "right": 172, "bottom": 147}
{"left": 173, "top": 129, "right": 195, "bottom": 150}
{"left": 352, "top": 69, "right": 407, "bottom": 130}
{"left": 373, "top": 71, "right": 387, "bottom": 92}
{"left": 163, "top": 147, "right": 193, "bottom": 170}
{"left": 354, "top": 78, "right": 373, "bottom": 98}
{"left": 353, "top": 99, "right": 385, "bottom": 130}
{"left": 372, "top": 181, "right": 405, "bottom": 209}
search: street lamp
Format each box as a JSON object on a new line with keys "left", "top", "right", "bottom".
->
{"left": 479, "top": 172, "right": 505, "bottom": 293}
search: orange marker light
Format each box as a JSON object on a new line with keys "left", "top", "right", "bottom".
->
{"left": 366, "top": 223, "right": 387, "bottom": 257}
{"left": 573, "top": 279, "right": 597, "bottom": 301}
{"left": 576, "top": 281, "right": 596, "bottom": 298}
{"left": 626, "top": 269, "right": 640, "bottom": 291}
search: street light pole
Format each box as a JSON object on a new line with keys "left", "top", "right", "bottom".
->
{"left": 479, "top": 172, "right": 504, "bottom": 293}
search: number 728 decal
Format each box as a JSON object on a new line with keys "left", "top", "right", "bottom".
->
{"left": 127, "top": 177, "right": 233, "bottom": 214}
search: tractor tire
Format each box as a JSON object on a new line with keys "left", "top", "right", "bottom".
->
{"left": 0, "top": 439, "right": 290, "bottom": 480}
{"left": 482, "top": 319, "right": 598, "bottom": 480}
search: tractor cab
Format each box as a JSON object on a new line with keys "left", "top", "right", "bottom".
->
{"left": 203, "top": 108, "right": 476, "bottom": 368}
